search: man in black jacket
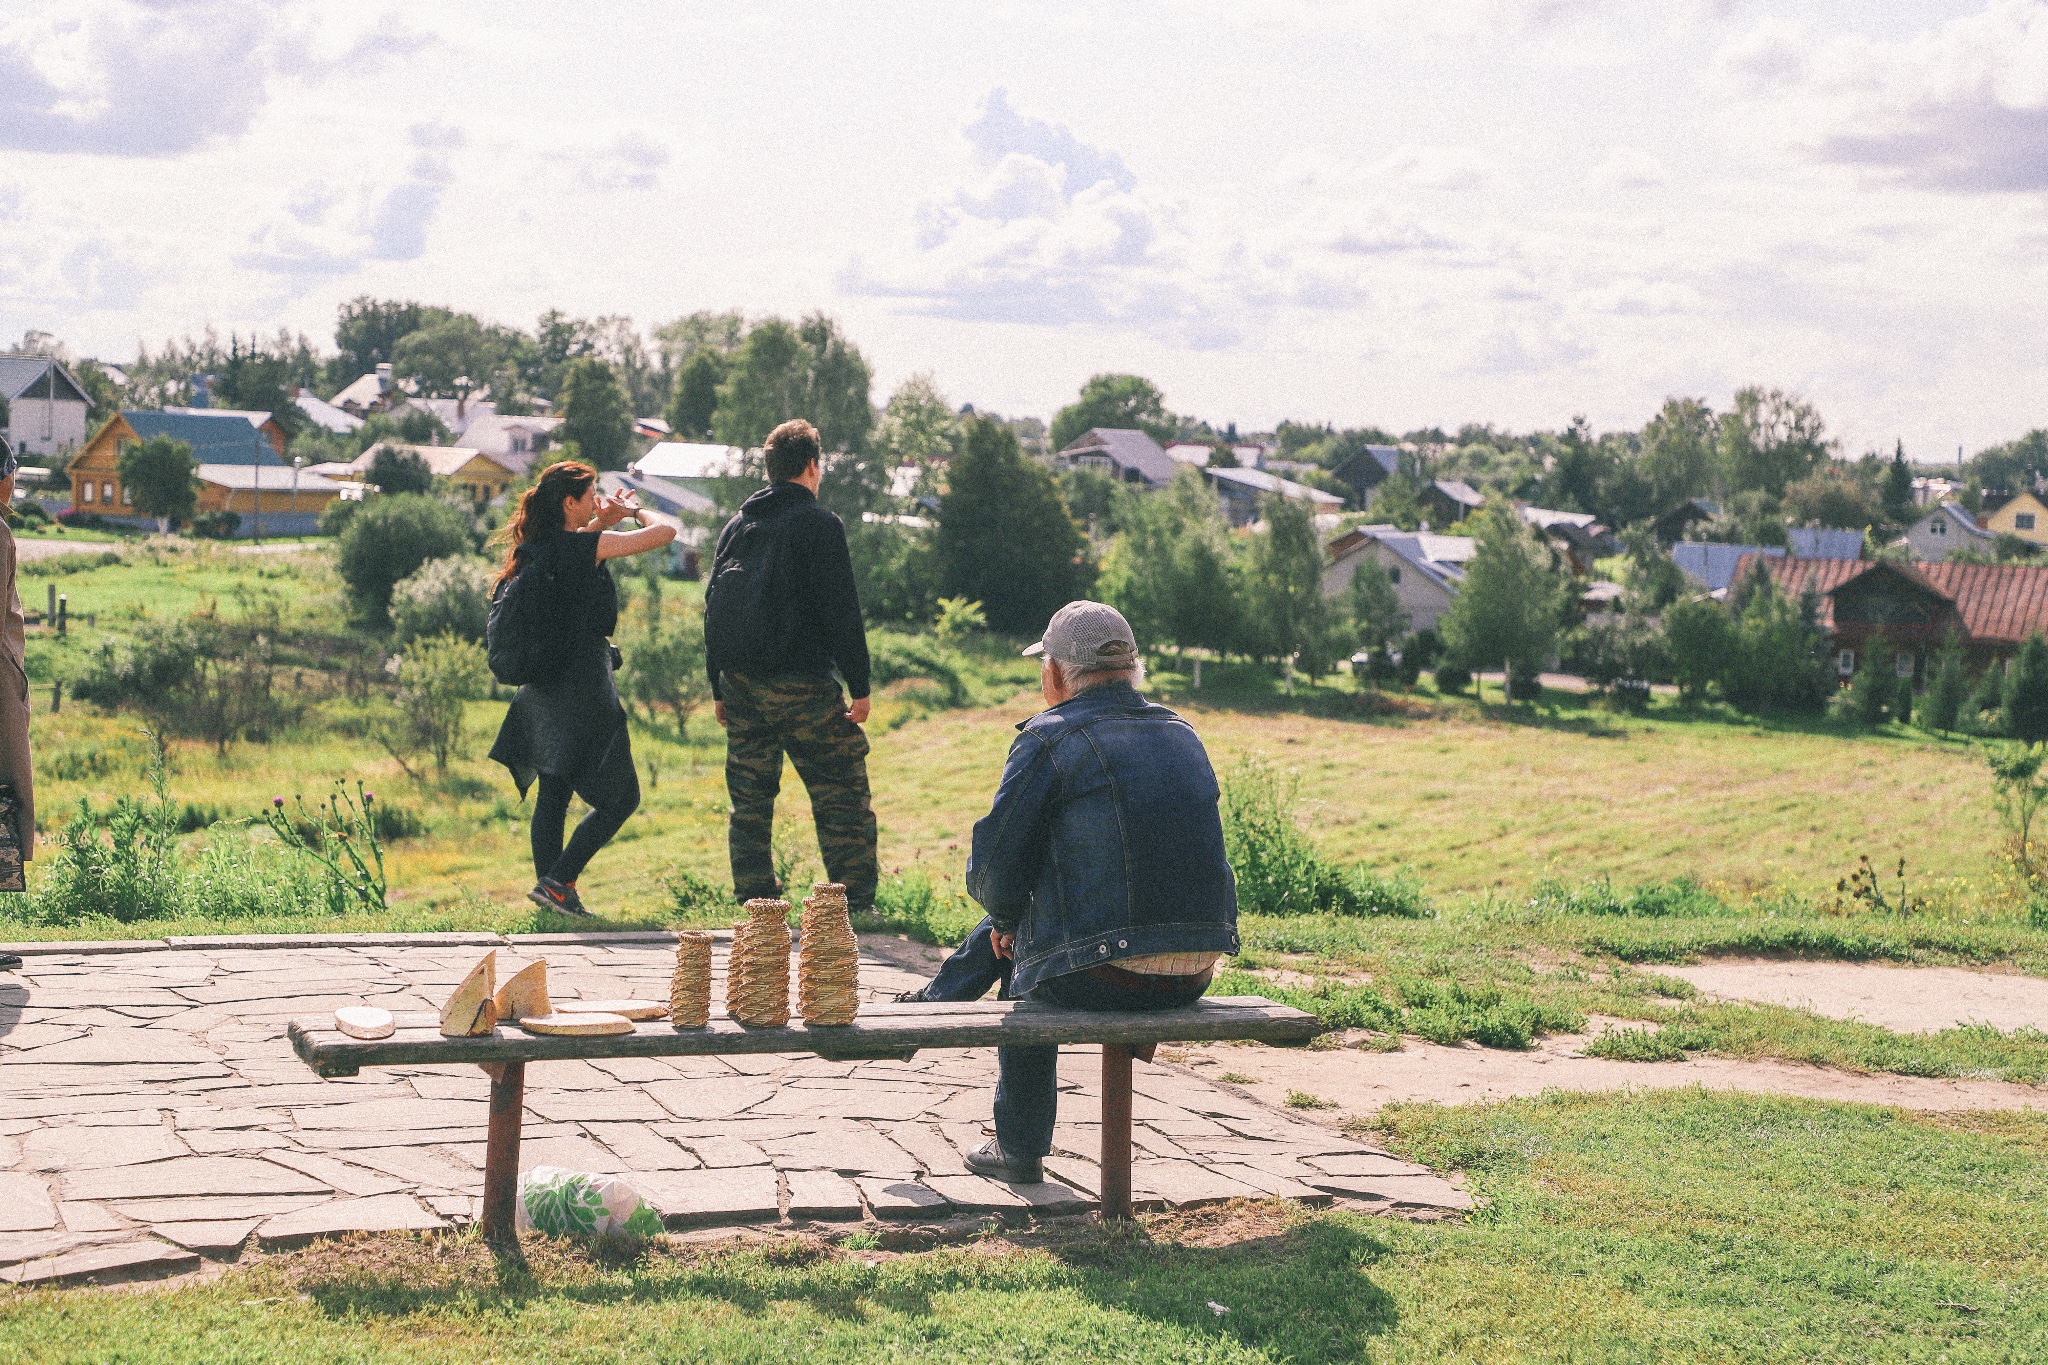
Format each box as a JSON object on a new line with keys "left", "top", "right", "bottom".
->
{"left": 705, "top": 419, "right": 878, "bottom": 912}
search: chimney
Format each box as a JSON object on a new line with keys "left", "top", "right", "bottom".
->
{"left": 376, "top": 362, "right": 393, "bottom": 391}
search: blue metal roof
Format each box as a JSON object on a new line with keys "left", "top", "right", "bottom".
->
{"left": 121, "top": 410, "right": 282, "bottom": 466}
{"left": 1672, "top": 542, "right": 1786, "bottom": 592}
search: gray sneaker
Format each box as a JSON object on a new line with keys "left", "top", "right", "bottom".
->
{"left": 963, "top": 1136, "right": 1042, "bottom": 1184}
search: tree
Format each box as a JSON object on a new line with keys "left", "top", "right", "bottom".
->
{"left": 1440, "top": 500, "right": 1568, "bottom": 702}
{"left": 1782, "top": 468, "right": 1877, "bottom": 530}
{"left": 1663, "top": 596, "right": 1732, "bottom": 704}
{"left": 652, "top": 310, "right": 745, "bottom": 369}
{"left": 558, "top": 357, "right": 633, "bottom": 470}
{"left": 1537, "top": 417, "right": 1612, "bottom": 518}
{"left": 1881, "top": 441, "right": 1915, "bottom": 529}
{"left": 622, "top": 604, "right": 711, "bottom": 736}
{"left": 1638, "top": 397, "right": 1717, "bottom": 510}
{"left": 1365, "top": 471, "right": 1425, "bottom": 530}
{"left": 116, "top": 435, "right": 197, "bottom": 532}
{"left": 1918, "top": 636, "right": 1968, "bottom": 732}
{"left": 336, "top": 494, "right": 475, "bottom": 627}
{"left": 876, "top": 373, "right": 959, "bottom": 467}
{"left": 665, "top": 349, "right": 726, "bottom": 440}
{"left": 1207, "top": 443, "right": 1240, "bottom": 469}
{"left": 2003, "top": 633, "right": 2048, "bottom": 743}
{"left": 1719, "top": 564, "right": 1833, "bottom": 714}
{"left": 1347, "top": 558, "right": 1408, "bottom": 652}
{"left": 1098, "top": 467, "right": 1240, "bottom": 662}
{"left": 368, "top": 445, "right": 434, "bottom": 496}
{"left": 390, "top": 314, "right": 525, "bottom": 399}
{"left": 1242, "top": 496, "right": 1341, "bottom": 684}
{"left": 332, "top": 297, "right": 446, "bottom": 380}
{"left": 1049, "top": 374, "right": 1174, "bottom": 451}
{"left": 935, "top": 417, "right": 1085, "bottom": 634}
{"left": 1718, "top": 386, "right": 1831, "bottom": 496}
{"left": 711, "top": 313, "right": 874, "bottom": 458}
{"left": 1620, "top": 525, "right": 1686, "bottom": 612}
{"left": 213, "top": 339, "right": 305, "bottom": 440}
{"left": 1846, "top": 642, "right": 1896, "bottom": 727}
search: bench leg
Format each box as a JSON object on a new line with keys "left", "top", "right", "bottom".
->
{"left": 480, "top": 1061, "right": 525, "bottom": 1243}
{"left": 1100, "top": 1043, "right": 1134, "bottom": 1221}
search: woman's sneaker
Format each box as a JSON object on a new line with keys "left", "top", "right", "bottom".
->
{"left": 528, "top": 877, "right": 588, "bottom": 916}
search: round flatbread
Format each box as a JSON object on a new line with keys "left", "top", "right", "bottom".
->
{"left": 518, "top": 1013, "right": 635, "bottom": 1037}
{"left": 334, "top": 1006, "right": 395, "bottom": 1040}
{"left": 556, "top": 999, "right": 668, "bottom": 1021}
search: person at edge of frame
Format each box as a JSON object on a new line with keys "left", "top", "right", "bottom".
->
{"left": 0, "top": 437, "right": 31, "bottom": 974}
{"left": 943, "top": 600, "right": 1240, "bottom": 1184}
{"left": 703, "top": 418, "right": 879, "bottom": 916}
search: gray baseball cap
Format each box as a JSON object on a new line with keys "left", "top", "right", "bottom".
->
{"left": 1023, "top": 600, "right": 1139, "bottom": 669}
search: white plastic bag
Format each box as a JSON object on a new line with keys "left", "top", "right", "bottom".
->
{"left": 515, "top": 1166, "right": 664, "bottom": 1237}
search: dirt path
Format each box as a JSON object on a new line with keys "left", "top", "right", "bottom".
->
{"left": 1645, "top": 958, "right": 2048, "bottom": 1034}
{"left": 1168, "top": 1031, "right": 2046, "bottom": 1121}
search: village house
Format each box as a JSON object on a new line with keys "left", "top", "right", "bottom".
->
{"left": 1982, "top": 489, "right": 2048, "bottom": 547}
{"left": 1651, "top": 497, "right": 1722, "bottom": 544}
{"left": 1054, "top": 428, "right": 1177, "bottom": 488}
{"left": 1202, "top": 465, "right": 1345, "bottom": 526}
{"left": 191, "top": 465, "right": 348, "bottom": 537}
{"left": 1421, "top": 478, "right": 1484, "bottom": 526}
{"left": 456, "top": 412, "right": 562, "bottom": 476}
{"left": 337, "top": 442, "right": 519, "bottom": 506}
{"left": 1736, "top": 554, "right": 2048, "bottom": 684}
{"left": 294, "top": 388, "right": 362, "bottom": 435}
{"left": 0, "top": 354, "right": 91, "bottom": 457}
{"left": 1321, "top": 525, "right": 1476, "bottom": 632}
{"left": 330, "top": 363, "right": 403, "bottom": 417}
{"left": 66, "top": 409, "right": 285, "bottom": 516}
{"left": 1330, "top": 445, "right": 1401, "bottom": 504}
{"left": 1901, "top": 501, "right": 1991, "bottom": 561}
{"left": 632, "top": 442, "right": 746, "bottom": 498}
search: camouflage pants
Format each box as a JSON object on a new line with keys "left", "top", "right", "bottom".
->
{"left": 721, "top": 672, "right": 878, "bottom": 912}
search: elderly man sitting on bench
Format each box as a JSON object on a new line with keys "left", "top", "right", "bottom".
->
{"left": 937, "top": 601, "right": 1239, "bottom": 1184}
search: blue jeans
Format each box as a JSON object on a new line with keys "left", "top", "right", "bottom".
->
{"left": 913, "top": 916, "right": 1009, "bottom": 1002}
{"left": 993, "top": 967, "right": 1210, "bottom": 1161}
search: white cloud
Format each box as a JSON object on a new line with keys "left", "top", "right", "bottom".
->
{"left": 1585, "top": 146, "right": 1669, "bottom": 192}
{"left": 551, "top": 132, "right": 671, "bottom": 193}
{"left": 1718, "top": 0, "right": 2048, "bottom": 193}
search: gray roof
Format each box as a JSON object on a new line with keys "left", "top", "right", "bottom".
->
{"left": 0, "top": 355, "right": 87, "bottom": 405}
{"left": 1058, "top": 428, "right": 1176, "bottom": 486}
{"left": 196, "top": 464, "right": 347, "bottom": 492}
{"left": 123, "top": 410, "right": 282, "bottom": 466}
{"left": 1521, "top": 505, "right": 1598, "bottom": 530}
{"left": 1432, "top": 478, "right": 1484, "bottom": 508}
{"left": 1673, "top": 542, "right": 1787, "bottom": 592}
{"left": 1929, "top": 501, "right": 1992, "bottom": 540}
{"left": 598, "top": 469, "right": 716, "bottom": 518}
{"left": 1203, "top": 464, "right": 1344, "bottom": 506}
{"left": 1786, "top": 527, "right": 1865, "bottom": 559}
{"left": 1367, "top": 530, "right": 1477, "bottom": 592}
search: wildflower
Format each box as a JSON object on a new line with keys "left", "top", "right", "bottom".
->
{"left": 272, "top": 797, "right": 284, "bottom": 808}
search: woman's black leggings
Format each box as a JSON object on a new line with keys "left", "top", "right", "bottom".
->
{"left": 531, "top": 773, "right": 639, "bottom": 885}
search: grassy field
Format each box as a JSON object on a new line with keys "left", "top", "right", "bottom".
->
{"left": 3, "top": 1089, "right": 2041, "bottom": 1363}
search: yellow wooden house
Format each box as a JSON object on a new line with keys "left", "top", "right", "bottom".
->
{"left": 348, "top": 442, "right": 518, "bottom": 506}
{"left": 1984, "top": 491, "right": 2048, "bottom": 547}
{"left": 68, "top": 409, "right": 289, "bottom": 514}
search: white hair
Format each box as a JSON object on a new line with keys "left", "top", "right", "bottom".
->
{"left": 1051, "top": 656, "right": 1146, "bottom": 693}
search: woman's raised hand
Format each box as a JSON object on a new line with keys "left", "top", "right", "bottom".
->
{"left": 591, "top": 489, "right": 640, "bottom": 530}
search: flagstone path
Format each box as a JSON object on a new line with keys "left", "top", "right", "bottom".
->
{"left": 0, "top": 931, "right": 1465, "bottom": 1286}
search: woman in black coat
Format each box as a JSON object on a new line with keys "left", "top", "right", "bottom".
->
{"left": 487, "top": 460, "right": 675, "bottom": 914}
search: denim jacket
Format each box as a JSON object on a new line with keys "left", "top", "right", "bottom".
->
{"left": 966, "top": 682, "right": 1239, "bottom": 997}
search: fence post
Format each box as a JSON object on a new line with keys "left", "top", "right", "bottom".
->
{"left": 50, "top": 679, "right": 60, "bottom": 714}
{"left": 55, "top": 595, "right": 66, "bottom": 636}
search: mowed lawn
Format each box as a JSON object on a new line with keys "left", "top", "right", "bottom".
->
{"left": 869, "top": 694, "right": 2000, "bottom": 904}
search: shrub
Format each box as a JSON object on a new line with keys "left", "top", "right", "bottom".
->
{"left": 868, "top": 635, "right": 971, "bottom": 706}
{"left": 1845, "top": 643, "right": 1896, "bottom": 727}
{"left": 320, "top": 496, "right": 361, "bottom": 537}
{"left": 1433, "top": 661, "right": 1471, "bottom": 694}
{"left": 665, "top": 867, "right": 731, "bottom": 918}
{"left": 1528, "top": 875, "right": 1729, "bottom": 918}
{"left": 621, "top": 606, "right": 711, "bottom": 734}
{"left": 189, "top": 509, "right": 242, "bottom": 539}
{"left": 336, "top": 493, "right": 475, "bottom": 627}
{"left": 390, "top": 633, "right": 490, "bottom": 771}
{"left": 256, "top": 782, "right": 389, "bottom": 915}
{"left": 1221, "top": 756, "right": 1428, "bottom": 917}
{"left": 390, "top": 555, "right": 491, "bottom": 645}
{"left": 367, "top": 445, "right": 434, "bottom": 496}
{"left": 2004, "top": 633, "right": 2048, "bottom": 742}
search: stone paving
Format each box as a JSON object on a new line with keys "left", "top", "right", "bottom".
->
{"left": 0, "top": 932, "right": 1467, "bottom": 1285}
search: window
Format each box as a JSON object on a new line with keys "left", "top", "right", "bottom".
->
{"left": 101, "top": 482, "right": 114, "bottom": 505}
{"left": 2019, "top": 513, "right": 2037, "bottom": 531}
{"left": 510, "top": 432, "right": 530, "bottom": 454}
{"left": 81, "top": 481, "right": 94, "bottom": 504}
{"left": 1894, "top": 653, "right": 1916, "bottom": 678}
{"left": 1388, "top": 566, "right": 1402, "bottom": 584}
{"left": 121, "top": 485, "right": 133, "bottom": 506}
{"left": 1930, "top": 519, "right": 1945, "bottom": 535}
{"left": 1837, "top": 649, "right": 1856, "bottom": 677}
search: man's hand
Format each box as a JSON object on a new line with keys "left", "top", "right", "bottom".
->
{"left": 847, "top": 696, "right": 871, "bottom": 725}
{"left": 713, "top": 701, "right": 728, "bottom": 728}
{"left": 991, "top": 931, "right": 1016, "bottom": 961}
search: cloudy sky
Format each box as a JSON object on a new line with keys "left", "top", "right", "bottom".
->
{"left": 2, "top": 0, "right": 2043, "bottom": 457}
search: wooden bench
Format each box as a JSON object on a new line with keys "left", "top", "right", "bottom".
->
{"left": 289, "top": 996, "right": 1321, "bottom": 1235}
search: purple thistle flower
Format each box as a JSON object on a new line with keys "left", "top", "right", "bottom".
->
{"left": 273, "top": 797, "right": 285, "bottom": 808}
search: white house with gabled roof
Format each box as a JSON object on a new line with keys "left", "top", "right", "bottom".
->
{"left": 1321, "top": 525, "right": 1477, "bottom": 631}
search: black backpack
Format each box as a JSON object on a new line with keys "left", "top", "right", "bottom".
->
{"left": 704, "top": 515, "right": 786, "bottom": 673}
{"left": 486, "top": 559, "right": 565, "bottom": 687}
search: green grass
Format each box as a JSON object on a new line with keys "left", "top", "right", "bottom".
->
{"left": 5, "top": 1090, "right": 2043, "bottom": 1362}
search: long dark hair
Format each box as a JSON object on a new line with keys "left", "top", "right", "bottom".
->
{"left": 492, "top": 460, "right": 595, "bottom": 587}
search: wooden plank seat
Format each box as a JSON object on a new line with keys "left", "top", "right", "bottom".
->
{"left": 289, "top": 996, "right": 1320, "bottom": 1234}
